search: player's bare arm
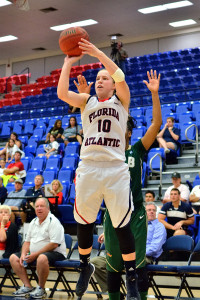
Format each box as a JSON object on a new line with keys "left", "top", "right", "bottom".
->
{"left": 141, "top": 70, "right": 162, "bottom": 150}
{"left": 57, "top": 55, "right": 89, "bottom": 110}
{"left": 79, "top": 38, "right": 130, "bottom": 112}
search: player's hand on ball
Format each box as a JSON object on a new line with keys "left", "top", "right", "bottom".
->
{"left": 78, "top": 38, "right": 101, "bottom": 57}
{"left": 64, "top": 55, "right": 83, "bottom": 65}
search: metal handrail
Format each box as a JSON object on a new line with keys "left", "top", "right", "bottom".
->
{"left": 185, "top": 123, "right": 199, "bottom": 166}
{"left": 149, "top": 153, "right": 163, "bottom": 200}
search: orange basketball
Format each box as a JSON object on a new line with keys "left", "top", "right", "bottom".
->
{"left": 59, "top": 27, "right": 89, "bottom": 56}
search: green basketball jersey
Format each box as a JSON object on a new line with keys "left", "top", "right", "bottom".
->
{"left": 125, "top": 139, "right": 147, "bottom": 209}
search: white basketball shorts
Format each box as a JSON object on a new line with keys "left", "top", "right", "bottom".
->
{"left": 74, "top": 160, "right": 133, "bottom": 228}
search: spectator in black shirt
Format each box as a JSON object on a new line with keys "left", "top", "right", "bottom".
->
{"left": 158, "top": 188, "right": 194, "bottom": 238}
{"left": 0, "top": 177, "right": 7, "bottom": 204}
{"left": 38, "top": 120, "right": 64, "bottom": 146}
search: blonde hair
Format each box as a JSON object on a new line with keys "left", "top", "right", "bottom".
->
{"left": 0, "top": 205, "right": 11, "bottom": 215}
{"left": 51, "top": 180, "right": 63, "bottom": 193}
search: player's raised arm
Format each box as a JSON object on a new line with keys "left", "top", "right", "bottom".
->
{"left": 141, "top": 70, "right": 162, "bottom": 150}
{"left": 57, "top": 55, "right": 89, "bottom": 110}
{"left": 79, "top": 38, "right": 130, "bottom": 112}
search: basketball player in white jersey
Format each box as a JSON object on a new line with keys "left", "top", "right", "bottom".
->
{"left": 57, "top": 39, "right": 139, "bottom": 300}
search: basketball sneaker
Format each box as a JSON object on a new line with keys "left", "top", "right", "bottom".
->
{"left": 13, "top": 285, "right": 34, "bottom": 297}
{"left": 76, "top": 263, "right": 95, "bottom": 296}
{"left": 29, "top": 285, "right": 47, "bottom": 298}
{"left": 126, "top": 274, "right": 141, "bottom": 300}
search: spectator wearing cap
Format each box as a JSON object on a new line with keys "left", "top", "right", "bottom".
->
{"left": 4, "top": 179, "right": 26, "bottom": 223}
{"left": 158, "top": 188, "right": 194, "bottom": 238}
{"left": 163, "top": 172, "right": 190, "bottom": 204}
{"left": 145, "top": 190, "right": 161, "bottom": 217}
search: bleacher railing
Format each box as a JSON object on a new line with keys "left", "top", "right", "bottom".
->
{"left": 149, "top": 153, "right": 163, "bottom": 200}
{"left": 185, "top": 123, "right": 199, "bottom": 166}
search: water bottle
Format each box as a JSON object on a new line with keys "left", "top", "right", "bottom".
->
{"left": 23, "top": 252, "right": 29, "bottom": 268}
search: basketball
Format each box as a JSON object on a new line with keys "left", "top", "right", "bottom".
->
{"left": 59, "top": 27, "right": 89, "bottom": 56}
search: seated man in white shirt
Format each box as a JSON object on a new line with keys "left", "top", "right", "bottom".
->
{"left": 189, "top": 184, "right": 200, "bottom": 213}
{"left": 163, "top": 172, "right": 190, "bottom": 204}
{"left": 9, "top": 197, "right": 66, "bottom": 298}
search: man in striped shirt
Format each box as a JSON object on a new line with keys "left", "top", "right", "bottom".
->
{"left": 158, "top": 188, "right": 194, "bottom": 238}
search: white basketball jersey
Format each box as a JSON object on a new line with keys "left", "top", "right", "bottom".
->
{"left": 80, "top": 95, "right": 128, "bottom": 162}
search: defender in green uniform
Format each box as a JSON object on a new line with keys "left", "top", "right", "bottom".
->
{"left": 104, "top": 70, "right": 162, "bottom": 300}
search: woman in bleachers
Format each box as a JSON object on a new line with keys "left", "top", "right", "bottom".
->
{"left": 39, "top": 134, "right": 59, "bottom": 159}
{"left": 0, "top": 205, "right": 19, "bottom": 259}
{"left": 62, "top": 116, "right": 83, "bottom": 146}
{"left": 0, "top": 132, "right": 23, "bottom": 159}
{"left": 6, "top": 138, "right": 25, "bottom": 163}
{"left": 47, "top": 179, "right": 63, "bottom": 205}
{"left": 38, "top": 119, "right": 64, "bottom": 145}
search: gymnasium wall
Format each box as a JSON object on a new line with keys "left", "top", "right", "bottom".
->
{"left": 1, "top": 30, "right": 200, "bottom": 82}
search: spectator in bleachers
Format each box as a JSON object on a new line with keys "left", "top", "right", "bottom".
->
{"left": 38, "top": 120, "right": 64, "bottom": 146}
{"left": 38, "top": 134, "right": 59, "bottom": 159}
{"left": 10, "top": 197, "right": 66, "bottom": 298}
{"left": 145, "top": 190, "right": 160, "bottom": 216}
{"left": 156, "top": 117, "right": 180, "bottom": 154}
{"left": 0, "top": 158, "right": 6, "bottom": 176}
{"left": 0, "top": 177, "right": 7, "bottom": 204}
{"left": 163, "top": 172, "right": 190, "bottom": 204}
{"left": 0, "top": 132, "right": 23, "bottom": 159}
{"left": 4, "top": 179, "right": 26, "bottom": 223}
{"left": 23, "top": 175, "right": 45, "bottom": 222}
{"left": 0, "top": 205, "right": 19, "bottom": 259}
{"left": 46, "top": 179, "right": 63, "bottom": 205}
{"left": 6, "top": 138, "right": 25, "bottom": 163}
{"left": 1, "top": 151, "right": 24, "bottom": 187}
{"left": 189, "top": 185, "right": 200, "bottom": 213}
{"left": 158, "top": 188, "right": 194, "bottom": 238}
{"left": 62, "top": 116, "right": 83, "bottom": 146}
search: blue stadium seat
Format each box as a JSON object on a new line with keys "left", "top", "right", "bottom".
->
{"left": 31, "top": 156, "right": 46, "bottom": 172}
{"left": 0, "top": 121, "right": 14, "bottom": 138}
{"left": 58, "top": 168, "right": 73, "bottom": 183}
{"left": 62, "top": 156, "right": 78, "bottom": 170}
{"left": 61, "top": 181, "right": 70, "bottom": 204}
{"left": 32, "top": 127, "right": 45, "bottom": 139}
{"left": 25, "top": 170, "right": 41, "bottom": 184}
{"left": 147, "top": 148, "right": 165, "bottom": 175}
{"left": 132, "top": 127, "right": 146, "bottom": 141}
{"left": 13, "top": 120, "right": 25, "bottom": 135}
{"left": 48, "top": 116, "right": 61, "bottom": 127}
{"left": 129, "top": 107, "right": 144, "bottom": 117}
{"left": 43, "top": 169, "right": 57, "bottom": 184}
{"left": 58, "top": 204, "right": 76, "bottom": 224}
{"left": 68, "top": 182, "right": 75, "bottom": 205}
{"left": 180, "top": 122, "right": 196, "bottom": 144}
{"left": 175, "top": 102, "right": 190, "bottom": 114}
{"left": 20, "top": 157, "right": 32, "bottom": 172}
{"left": 24, "top": 145, "right": 36, "bottom": 158}
{"left": 178, "top": 111, "right": 195, "bottom": 124}
{"left": 36, "top": 145, "right": 46, "bottom": 156}
{"left": 45, "top": 156, "right": 60, "bottom": 170}
{"left": 19, "top": 136, "right": 28, "bottom": 147}
{"left": 64, "top": 144, "right": 80, "bottom": 156}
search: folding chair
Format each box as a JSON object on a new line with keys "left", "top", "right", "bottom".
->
{"left": 176, "top": 240, "right": 200, "bottom": 300}
{"left": 49, "top": 234, "right": 101, "bottom": 298}
{"left": 147, "top": 235, "right": 194, "bottom": 300}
